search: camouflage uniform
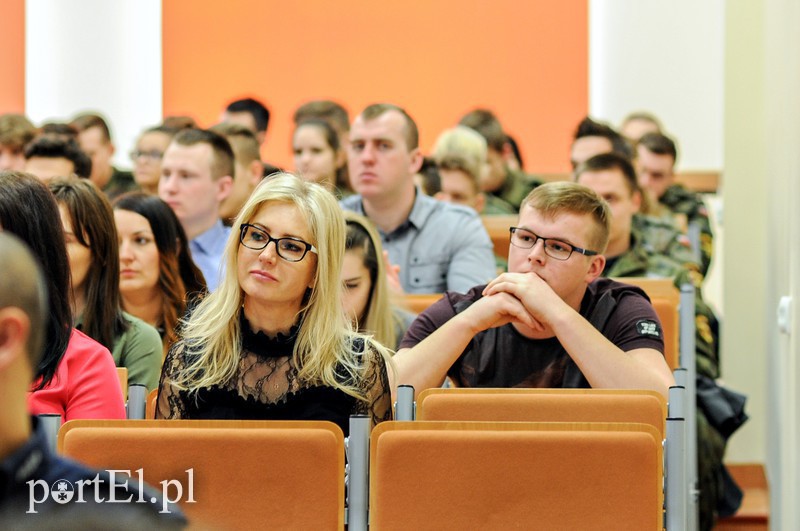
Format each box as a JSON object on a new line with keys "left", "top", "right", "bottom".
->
{"left": 660, "top": 184, "right": 714, "bottom": 278}
{"left": 483, "top": 194, "right": 517, "bottom": 216}
{"left": 603, "top": 228, "right": 723, "bottom": 530}
{"left": 633, "top": 213, "right": 705, "bottom": 286}
{"left": 491, "top": 167, "right": 542, "bottom": 211}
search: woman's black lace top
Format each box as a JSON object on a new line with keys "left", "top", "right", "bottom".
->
{"left": 156, "top": 316, "right": 392, "bottom": 435}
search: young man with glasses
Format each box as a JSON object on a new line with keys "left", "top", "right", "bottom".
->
{"left": 394, "top": 181, "right": 674, "bottom": 399}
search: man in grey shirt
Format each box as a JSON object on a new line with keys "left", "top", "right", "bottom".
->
{"left": 341, "top": 103, "right": 495, "bottom": 294}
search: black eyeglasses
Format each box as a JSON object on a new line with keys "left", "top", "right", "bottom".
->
{"left": 509, "top": 227, "right": 598, "bottom": 261}
{"left": 239, "top": 224, "right": 317, "bottom": 262}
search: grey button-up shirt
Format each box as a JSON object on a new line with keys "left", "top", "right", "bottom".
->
{"left": 341, "top": 192, "right": 496, "bottom": 294}
{"left": 190, "top": 220, "right": 230, "bottom": 292}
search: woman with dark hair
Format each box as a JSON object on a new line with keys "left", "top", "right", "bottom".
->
{"left": 0, "top": 171, "right": 125, "bottom": 421}
{"left": 342, "top": 212, "right": 414, "bottom": 349}
{"left": 112, "top": 192, "right": 207, "bottom": 355}
{"left": 49, "top": 178, "right": 163, "bottom": 391}
{"left": 292, "top": 119, "right": 348, "bottom": 197}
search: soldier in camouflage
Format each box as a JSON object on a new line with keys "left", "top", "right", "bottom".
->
{"left": 458, "top": 109, "right": 542, "bottom": 211}
{"left": 637, "top": 132, "right": 714, "bottom": 278}
{"left": 576, "top": 153, "right": 724, "bottom": 530}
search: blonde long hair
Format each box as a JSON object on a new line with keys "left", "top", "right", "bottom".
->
{"left": 170, "top": 173, "right": 391, "bottom": 400}
{"left": 344, "top": 212, "right": 402, "bottom": 348}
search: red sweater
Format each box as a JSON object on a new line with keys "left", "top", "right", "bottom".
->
{"left": 28, "top": 329, "right": 126, "bottom": 422}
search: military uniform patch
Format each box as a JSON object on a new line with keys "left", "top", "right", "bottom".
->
{"left": 636, "top": 319, "right": 661, "bottom": 337}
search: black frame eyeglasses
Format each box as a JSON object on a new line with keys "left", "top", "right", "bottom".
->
{"left": 239, "top": 224, "right": 318, "bottom": 262}
{"left": 509, "top": 227, "right": 599, "bottom": 261}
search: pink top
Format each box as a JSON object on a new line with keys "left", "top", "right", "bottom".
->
{"left": 28, "top": 329, "right": 126, "bottom": 422}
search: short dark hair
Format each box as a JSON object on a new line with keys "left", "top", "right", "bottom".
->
{"left": 0, "top": 171, "right": 72, "bottom": 387}
{"left": 458, "top": 109, "right": 506, "bottom": 152}
{"left": 210, "top": 122, "right": 262, "bottom": 165}
{"left": 638, "top": 132, "right": 678, "bottom": 162}
{"left": 0, "top": 232, "right": 48, "bottom": 366}
{"left": 70, "top": 112, "right": 113, "bottom": 142}
{"left": 359, "top": 103, "right": 419, "bottom": 150}
{"left": 24, "top": 136, "right": 92, "bottom": 178}
{"left": 574, "top": 117, "right": 632, "bottom": 160}
{"left": 225, "top": 98, "right": 270, "bottom": 134}
{"left": 575, "top": 152, "right": 641, "bottom": 196}
{"left": 171, "top": 128, "right": 235, "bottom": 180}
{"left": 294, "top": 100, "right": 350, "bottom": 134}
{"left": 416, "top": 157, "right": 441, "bottom": 195}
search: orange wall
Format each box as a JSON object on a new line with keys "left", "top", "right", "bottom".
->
{"left": 163, "top": 0, "right": 587, "bottom": 174}
{"left": 0, "top": 0, "right": 25, "bottom": 113}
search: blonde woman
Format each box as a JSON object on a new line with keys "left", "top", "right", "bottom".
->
{"left": 342, "top": 212, "right": 415, "bottom": 349}
{"left": 156, "top": 173, "right": 393, "bottom": 433}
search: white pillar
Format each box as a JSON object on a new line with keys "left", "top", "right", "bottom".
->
{"left": 25, "top": 0, "right": 162, "bottom": 170}
{"left": 588, "top": 0, "right": 725, "bottom": 171}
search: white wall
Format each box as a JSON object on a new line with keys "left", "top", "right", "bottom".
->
{"left": 25, "top": 0, "right": 162, "bottom": 170}
{"left": 589, "top": 0, "right": 725, "bottom": 171}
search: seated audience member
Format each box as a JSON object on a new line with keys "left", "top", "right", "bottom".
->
{"left": 575, "top": 152, "right": 726, "bottom": 530}
{"left": 0, "top": 113, "right": 37, "bottom": 171}
{"left": 39, "top": 121, "right": 79, "bottom": 141}
{"left": 432, "top": 125, "right": 515, "bottom": 215}
{"left": 291, "top": 119, "right": 347, "bottom": 196}
{"left": 156, "top": 173, "right": 393, "bottom": 434}
{"left": 113, "top": 192, "right": 207, "bottom": 355}
{"left": 570, "top": 116, "right": 632, "bottom": 169}
{"left": 636, "top": 132, "right": 713, "bottom": 277}
{"left": 162, "top": 115, "right": 198, "bottom": 130}
{"left": 293, "top": 100, "right": 352, "bottom": 193}
{"left": 0, "top": 232, "right": 186, "bottom": 527}
{"left": 620, "top": 111, "right": 663, "bottom": 143}
{"left": 221, "top": 97, "right": 270, "bottom": 146}
{"left": 0, "top": 172, "right": 125, "bottom": 421}
{"left": 49, "top": 178, "right": 163, "bottom": 392}
{"left": 343, "top": 212, "right": 415, "bottom": 349}
{"left": 394, "top": 182, "right": 674, "bottom": 400}
{"left": 413, "top": 157, "right": 441, "bottom": 196}
{"left": 24, "top": 135, "right": 92, "bottom": 182}
{"left": 503, "top": 133, "right": 524, "bottom": 172}
{"left": 130, "top": 125, "right": 181, "bottom": 194}
{"left": 210, "top": 123, "right": 265, "bottom": 223}
{"left": 342, "top": 103, "right": 496, "bottom": 294}
{"left": 70, "top": 112, "right": 138, "bottom": 199}
{"left": 159, "top": 128, "right": 234, "bottom": 292}
{"left": 458, "top": 109, "right": 541, "bottom": 211}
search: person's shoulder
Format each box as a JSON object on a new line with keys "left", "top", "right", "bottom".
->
{"left": 588, "top": 277, "right": 650, "bottom": 301}
{"left": 121, "top": 312, "right": 163, "bottom": 343}
{"left": 426, "top": 196, "right": 482, "bottom": 222}
{"left": 339, "top": 194, "right": 363, "bottom": 210}
{"left": 67, "top": 328, "right": 112, "bottom": 361}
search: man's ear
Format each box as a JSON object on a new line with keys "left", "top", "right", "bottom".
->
{"left": 408, "top": 147, "right": 423, "bottom": 175}
{"left": 216, "top": 175, "right": 234, "bottom": 202}
{"left": 585, "top": 254, "right": 606, "bottom": 283}
{"left": 0, "top": 308, "right": 30, "bottom": 373}
{"left": 248, "top": 161, "right": 264, "bottom": 186}
{"left": 632, "top": 190, "right": 642, "bottom": 213}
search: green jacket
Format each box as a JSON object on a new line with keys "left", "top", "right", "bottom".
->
{"left": 491, "top": 167, "right": 543, "bottom": 211}
{"left": 602, "top": 229, "right": 719, "bottom": 380}
{"left": 660, "top": 184, "right": 714, "bottom": 278}
{"left": 633, "top": 214, "right": 704, "bottom": 286}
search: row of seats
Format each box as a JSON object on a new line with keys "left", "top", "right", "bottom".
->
{"left": 57, "top": 388, "right": 675, "bottom": 530}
